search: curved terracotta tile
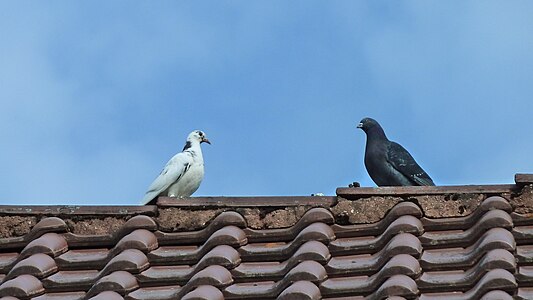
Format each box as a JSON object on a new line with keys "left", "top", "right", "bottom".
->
{"left": 224, "top": 262, "right": 326, "bottom": 299}
{"left": 513, "top": 225, "right": 533, "bottom": 245}
{"left": 0, "top": 217, "right": 68, "bottom": 251}
{"left": 200, "top": 226, "right": 247, "bottom": 251}
{"left": 422, "top": 196, "right": 511, "bottom": 231}
{"left": 32, "top": 291, "right": 87, "bottom": 300}
{"left": 239, "top": 223, "right": 334, "bottom": 262}
{"left": 138, "top": 245, "right": 239, "bottom": 286}
{"left": 156, "top": 211, "right": 247, "bottom": 246}
{"left": 320, "top": 255, "right": 420, "bottom": 296}
{"left": 62, "top": 216, "right": 157, "bottom": 249}
{"left": 517, "top": 287, "right": 533, "bottom": 300}
{"left": 480, "top": 290, "right": 512, "bottom": 300}
{"left": 43, "top": 269, "right": 98, "bottom": 292}
{"left": 419, "top": 269, "right": 516, "bottom": 300}
{"left": 98, "top": 249, "right": 149, "bottom": 278}
{"left": 278, "top": 281, "right": 321, "bottom": 300}
{"left": 327, "top": 233, "right": 422, "bottom": 276}
{"left": 126, "top": 285, "right": 180, "bottom": 300}
{"left": 20, "top": 233, "right": 68, "bottom": 260}
{"left": 0, "top": 274, "right": 44, "bottom": 298}
{"left": 420, "top": 228, "right": 515, "bottom": 270}
{"left": 112, "top": 229, "right": 158, "bottom": 254}
{"left": 56, "top": 249, "right": 109, "bottom": 270}
{"left": 0, "top": 253, "right": 19, "bottom": 274}
{"left": 175, "top": 265, "right": 233, "bottom": 299}
{"left": 420, "top": 209, "right": 513, "bottom": 248}
{"left": 194, "top": 245, "right": 241, "bottom": 271}
{"left": 245, "top": 208, "right": 335, "bottom": 243}
{"left": 186, "top": 265, "right": 233, "bottom": 287}
{"left": 59, "top": 240, "right": 151, "bottom": 273}
{"left": 292, "top": 240, "right": 331, "bottom": 263}
{"left": 232, "top": 240, "right": 330, "bottom": 282}
{"left": 86, "top": 271, "right": 138, "bottom": 298}
{"left": 87, "top": 290, "right": 124, "bottom": 300}
{"left": 511, "top": 212, "right": 533, "bottom": 226}
{"left": 332, "top": 202, "right": 423, "bottom": 238}
{"left": 365, "top": 275, "right": 418, "bottom": 300}
{"left": 0, "top": 296, "right": 20, "bottom": 300}
{"left": 123, "top": 215, "right": 158, "bottom": 231}
{"left": 517, "top": 245, "right": 533, "bottom": 265}
{"left": 329, "top": 217, "right": 423, "bottom": 256}
{"left": 4, "top": 253, "right": 57, "bottom": 281}
{"left": 29, "top": 217, "right": 68, "bottom": 238}
{"left": 182, "top": 285, "right": 224, "bottom": 300}
{"left": 149, "top": 226, "right": 246, "bottom": 265}
{"left": 418, "top": 249, "right": 516, "bottom": 292}
{"left": 223, "top": 281, "right": 276, "bottom": 299}
{"left": 284, "top": 261, "right": 327, "bottom": 283}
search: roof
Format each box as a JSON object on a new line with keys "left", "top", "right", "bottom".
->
{"left": 0, "top": 174, "right": 532, "bottom": 299}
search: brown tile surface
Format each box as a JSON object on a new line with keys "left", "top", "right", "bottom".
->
{"left": 1, "top": 180, "right": 533, "bottom": 299}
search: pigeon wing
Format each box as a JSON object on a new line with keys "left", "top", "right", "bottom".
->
{"left": 386, "top": 141, "right": 435, "bottom": 186}
{"left": 140, "top": 153, "right": 192, "bottom": 205}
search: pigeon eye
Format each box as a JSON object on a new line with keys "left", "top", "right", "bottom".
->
{"left": 198, "top": 132, "right": 203, "bottom": 137}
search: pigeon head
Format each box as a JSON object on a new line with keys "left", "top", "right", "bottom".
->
{"left": 357, "top": 117, "right": 387, "bottom": 139}
{"left": 188, "top": 130, "right": 211, "bottom": 145}
{"left": 357, "top": 117, "right": 380, "bottom": 132}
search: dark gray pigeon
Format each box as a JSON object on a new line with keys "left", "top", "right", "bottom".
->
{"left": 357, "top": 117, "right": 435, "bottom": 186}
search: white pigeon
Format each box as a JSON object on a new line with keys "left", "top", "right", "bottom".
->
{"left": 141, "top": 130, "right": 211, "bottom": 205}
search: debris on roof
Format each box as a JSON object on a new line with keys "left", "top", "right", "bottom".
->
{"left": 0, "top": 174, "right": 532, "bottom": 299}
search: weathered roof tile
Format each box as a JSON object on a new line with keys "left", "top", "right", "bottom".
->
{"left": 5, "top": 253, "right": 57, "bottom": 281}
{"left": 420, "top": 209, "right": 513, "bottom": 248}
{"left": 420, "top": 228, "right": 515, "bottom": 270}
{"left": 419, "top": 269, "right": 516, "bottom": 300}
{"left": 42, "top": 270, "right": 98, "bottom": 292}
{"left": 20, "top": 233, "right": 68, "bottom": 260}
{"left": 182, "top": 285, "right": 224, "bottom": 300}
{"left": 418, "top": 249, "right": 516, "bottom": 292}
{"left": 278, "top": 281, "right": 321, "bottom": 300}
{"left": 0, "top": 274, "right": 45, "bottom": 298}
{"left": 85, "top": 271, "right": 138, "bottom": 298}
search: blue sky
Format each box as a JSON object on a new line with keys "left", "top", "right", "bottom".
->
{"left": 1, "top": 1, "right": 532, "bottom": 205}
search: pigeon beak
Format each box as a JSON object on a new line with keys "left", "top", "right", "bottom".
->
{"left": 202, "top": 138, "right": 211, "bottom": 144}
{"left": 356, "top": 122, "right": 363, "bottom": 129}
